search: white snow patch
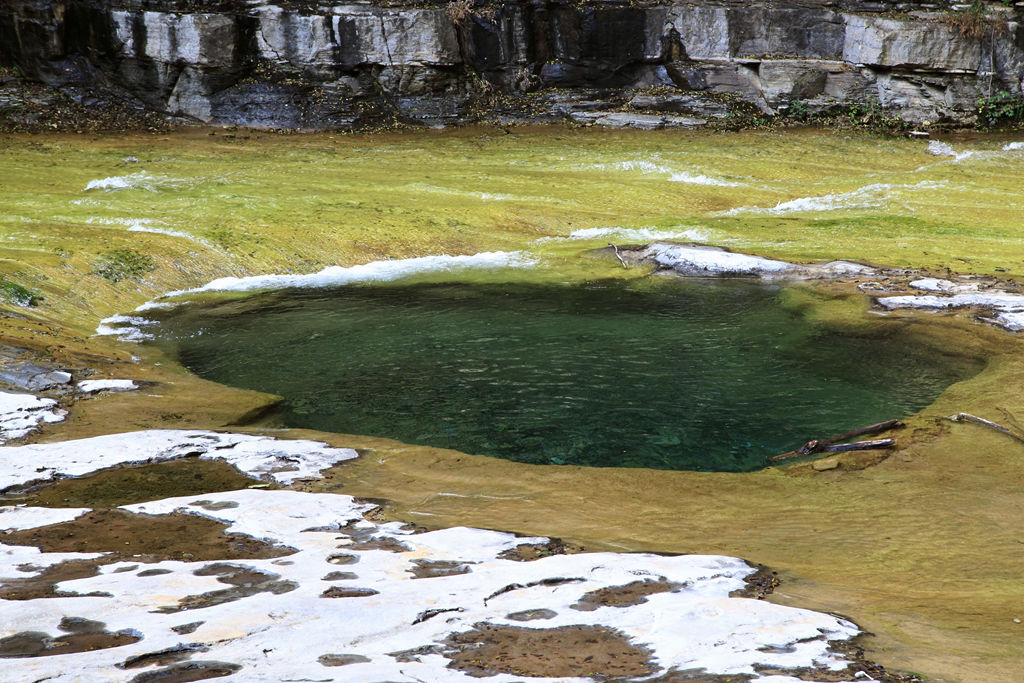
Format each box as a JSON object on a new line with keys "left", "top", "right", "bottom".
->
{"left": 878, "top": 289, "right": 1024, "bottom": 332}
{"left": 0, "top": 489, "right": 861, "bottom": 682}
{"left": 0, "top": 505, "right": 88, "bottom": 531}
{"left": 909, "top": 278, "right": 980, "bottom": 294}
{"left": 77, "top": 380, "right": 138, "bottom": 394}
{"left": 643, "top": 243, "right": 795, "bottom": 277}
{"left": 156, "top": 251, "right": 535, "bottom": 299}
{"left": 724, "top": 181, "right": 945, "bottom": 215}
{"left": 0, "top": 391, "right": 65, "bottom": 442}
{"left": 0, "top": 430, "right": 358, "bottom": 490}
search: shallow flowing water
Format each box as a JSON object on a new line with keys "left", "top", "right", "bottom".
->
{"left": 144, "top": 277, "right": 980, "bottom": 471}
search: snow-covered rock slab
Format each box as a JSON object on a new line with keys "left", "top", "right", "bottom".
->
{"left": 77, "top": 379, "right": 138, "bottom": 394}
{"left": 0, "top": 430, "right": 358, "bottom": 491}
{"left": 637, "top": 243, "right": 873, "bottom": 280}
{"left": 0, "top": 391, "right": 65, "bottom": 442}
{"left": 0, "top": 490, "right": 862, "bottom": 682}
{"left": 877, "top": 288, "right": 1024, "bottom": 332}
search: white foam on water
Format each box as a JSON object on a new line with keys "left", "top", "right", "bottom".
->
{"left": 724, "top": 181, "right": 945, "bottom": 215}
{"left": 588, "top": 159, "right": 741, "bottom": 186}
{"left": 405, "top": 183, "right": 559, "bottom": 203}
{"left": 0, "top": 485, "right": 862, "bottom": 682}
{"left": 668, "top": 171, "right": 742, "bottom": 186}
{"left": 558, "top": 226, "right": 713, "bottom": 243}
{"left": 94, "top": 314, "right": 158, "bottom": 342}
{"left": 85, "top": 217, "right": 200, "bottom": 242}
{"left": 1003, "top": 142, "right": 1024, "bottom": 151}
{"left": 84, "top": 171, "right": 193, "bottom": 192}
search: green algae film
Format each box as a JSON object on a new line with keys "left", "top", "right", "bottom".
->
{"left": 145, "top": 278, "right": 980, "bottom": 472}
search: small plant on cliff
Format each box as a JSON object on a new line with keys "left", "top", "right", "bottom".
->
{"left": 92, "top": 249, "right": 156, "bottom": 284}
{"left": 446, "top": 0, "right": 474, "bottom": 25}
{"left": 943, "top": 1, "right": 1007, "bottom": 39}
{"left": 977, "top": 90, "right": 1024, "bottom": 126}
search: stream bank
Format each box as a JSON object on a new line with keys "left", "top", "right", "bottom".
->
{"left": 1, "top": 126, "right": 1023, "bottom": 681}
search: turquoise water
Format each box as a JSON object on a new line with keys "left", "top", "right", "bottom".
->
{"left": 146, "top": 278, "right": 978, "bottom": 472}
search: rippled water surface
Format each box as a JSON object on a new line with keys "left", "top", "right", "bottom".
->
{"left": 147, "top": 278, "right": 979, "bottom": 471}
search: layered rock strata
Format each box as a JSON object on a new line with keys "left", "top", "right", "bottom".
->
{"left": 1, "top": 1, "right": 1022, "bottom": 128}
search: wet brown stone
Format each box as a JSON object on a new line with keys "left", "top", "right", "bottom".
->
{"left": 127, "top": 661, "right": 242, "bottom": 682}
{"left": 408, "top": 559, "right": 471, "bottom": 579}
{"left": 444, "top": 623, "right": 656, "bottom": 678}
{"left": 121, "top": 645, "right": 209, "bottom": 669}
{"left": 318, "top": 653, "right": 371, "bottom": 666}
{"left": 0, "top": 509, "right": 295, "bottom": 561}
{"left": 342, "top": 536, "right": 410, "bottom": 552}
{"left": 571, "top": 578, "right": 681, "bottom": 611}
{"left": 730, "top": 564, "right": 780, "bottom": 600}
{"left": 320, "top": 586, "right": 379, "bottom": 598}
{"left": 0, "top": 558, "right": 110, "bottom": 600}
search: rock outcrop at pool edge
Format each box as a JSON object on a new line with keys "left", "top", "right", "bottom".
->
{"left": 1, "top": 0, "right": 1022, "bottom": 129}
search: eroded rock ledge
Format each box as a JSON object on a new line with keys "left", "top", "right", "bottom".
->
{"left": 2, "top": 0, "right": 1022, "bottom": 129}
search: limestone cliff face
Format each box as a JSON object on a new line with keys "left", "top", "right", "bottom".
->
{"left": 2, "top": 0, "right": 1023, "bottom": 128}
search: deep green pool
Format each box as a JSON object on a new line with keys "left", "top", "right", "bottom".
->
{"left": 146, "top": 278, "right": 979, "bottom": 472}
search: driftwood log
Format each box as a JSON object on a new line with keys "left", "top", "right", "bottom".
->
{"left": 947, "top": 412, "right": 1024, "bottom": 444}
{"left": 770, "top": 419, "right": 902, "bottom": 462}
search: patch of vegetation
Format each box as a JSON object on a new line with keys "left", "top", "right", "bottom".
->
{"left": 977, "top": 90, "right": 1024, "bottom": 126}
{"left": 943, "top": 1, "right": 1008, "bottom": 39}
{"left": 92, "top": 249, "right": 156, "bottom": 283}
{"left": 0, "top": 280, "right": 42, "bottom": 306}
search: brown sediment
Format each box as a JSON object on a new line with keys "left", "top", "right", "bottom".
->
{"left": 497, "top": 538, "right": 585, "bottom": 561}
{"left": 444, "top": 623, "right": 656, "bottom": 678}
{"left": 571, "top": 578, "right": 681, "bottom": 611}
{"left": 1, "top": 458, "right": 264, "bottom": 508}
{"left": 0, "top": 508, "right": 295, "bottom": 561}
{"left": 0, "top": 618, "right": 141, "bottom": 658}
{"left": 157, "top": 563, "right": 297, "bottom": 613}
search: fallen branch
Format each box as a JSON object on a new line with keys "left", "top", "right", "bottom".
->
{"left": 769, "top": 419, "right": 903, "bottom": 461}
{"left": 819, "top": 438, "right": 896, "bottom": 453}
{"left": 771, "top": 438, "right": 896, "bottom": 461}
{"left": 796, "top": 419, "right": 903, "bottom": 455}
{"left": 947, "top": 412, "right": 1024, "bottom": 444}
{"left": 609, "top": 243, "right": 629, "bottom": 269}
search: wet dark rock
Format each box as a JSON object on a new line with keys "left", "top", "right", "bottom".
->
{"left": 0, "top": 361, "right": 71, "bottom": 391}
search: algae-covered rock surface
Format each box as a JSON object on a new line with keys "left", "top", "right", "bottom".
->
{"left": 0, "top": 126, "right": 1023, "bottom": 681}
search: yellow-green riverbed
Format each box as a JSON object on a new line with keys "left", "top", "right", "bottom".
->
{"left": 3, "top": 126, "right": 1024, "bottom": 682}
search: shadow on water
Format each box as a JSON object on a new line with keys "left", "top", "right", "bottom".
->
{"left": 143, "top": 277, "right": 982, "bottom": 472}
